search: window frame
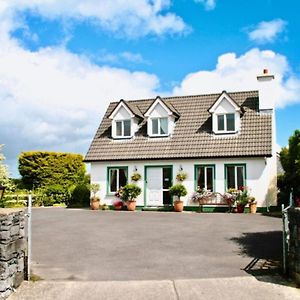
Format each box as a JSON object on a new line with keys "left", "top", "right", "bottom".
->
{"left": 115, "top": 119, "right": 131, "bottom": 138}
{"left": 107, "top": 166, "right": 128, "bottom": 195}
{"left": 150, "top": 117, "right": 169, "bottom": 136}
{"left": 224, "top": 164, "right": 246, "bottom": 191}
{"left": 216, "top": 113, "right": 235, "bottom": 133}
{"left": 194, "top": 164, "right": 216, "bottom": 192}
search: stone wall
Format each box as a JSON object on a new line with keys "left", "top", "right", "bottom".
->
{"left": 288, "top": 207, "right": 300, "bottom": 285}
{"left": 0, "top": 209, "right": 25, "bottom": 299}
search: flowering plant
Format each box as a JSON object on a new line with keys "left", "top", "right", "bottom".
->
{"left": 190, "top": 186, "right": 213, "bottom": 205}
{"left": 176, "top": 172, "right": 187, "bottom": 182}
{"left": 131, "top": 172, "right": 142, "bottom": 182}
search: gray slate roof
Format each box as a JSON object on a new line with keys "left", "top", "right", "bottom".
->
{"left": 85, "top": 91, "right": 273, "bottom": 162}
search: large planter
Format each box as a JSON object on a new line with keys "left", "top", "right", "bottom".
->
{"left": 127, "top": 200, "right": 136, "bottom": 211}
{"left": 174, "top": 200, "right": 184, "bottom": 212}
{"left": 249, "top": 203, "right": 257, "bottom": 214}
{"left": 90, "top": 198, "right": 100, "bottom": 210}
{"left": 236, "top": 204, "right": 245, "bottom": 213}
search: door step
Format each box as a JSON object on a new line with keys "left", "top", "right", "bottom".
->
{"left": 142, "top": 206, "right": 173, "bottom": 212}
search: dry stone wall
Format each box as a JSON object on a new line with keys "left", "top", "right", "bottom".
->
{"left": 288, "top": 207, "right": 300, "bottom": 285}
{"left": 0, "top": 209, "right": 25, "bottom": 299}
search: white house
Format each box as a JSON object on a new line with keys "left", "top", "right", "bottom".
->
{"left": 85, "top": 70, "right": 277, "bottom": 211}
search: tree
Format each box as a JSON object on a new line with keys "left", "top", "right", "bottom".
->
{"left": 279, "top": 130, "right": 300, "bottom": 204}
{"left": 0, "top": 145, "right": 14, "bottom": 190}
{"left": 18, "top": 151, "right": 86, "bottom": 190}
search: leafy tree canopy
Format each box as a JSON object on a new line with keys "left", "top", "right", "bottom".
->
{"left": 18, "top": 151, "right": 86, "bottom": 189}
{"left": 280, "top": 129, "right": 300, "bottom": 197}
{"left": 0, "top": 145, "right": 14, "bottom": 190}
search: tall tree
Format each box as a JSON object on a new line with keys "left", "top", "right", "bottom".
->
{"left": 280, "top": 130, "right": 300, "bottom": 200}
{"left": 0, "top": 145, "right": 14, "bottom": 190}
{"left": 18, "top": 151, "right": 86, "bottom": 189}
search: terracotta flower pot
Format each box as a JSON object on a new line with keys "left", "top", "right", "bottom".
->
{"left": 174, "top": 200, "right": 184, "bottom": 212}
{"left": 90, "top": 199, "right": 100, "bottom": 210}
{"left": 127, "top": 200, "right": 136, "bottom": 211}
{"left": 249, "top": 203, "right": 257, "bottom": 214}
{"left": 236, "top": 204, "right": 245, "bottom": 213}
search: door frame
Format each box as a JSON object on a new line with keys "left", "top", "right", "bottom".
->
{"left": 144, "top": 165, "right": 173, "bottom": 207}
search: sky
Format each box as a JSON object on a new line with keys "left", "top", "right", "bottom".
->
{"left": 0, "top": 0, "right": 300, "bottom": 177}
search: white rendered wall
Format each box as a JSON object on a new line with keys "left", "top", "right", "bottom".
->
{"left": 90, "top": 156, "right": 277, "bottom": 208}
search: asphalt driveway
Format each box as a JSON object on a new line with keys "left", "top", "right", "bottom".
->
{"left": 31, "top": 208, "right": 282, "bottom": 281}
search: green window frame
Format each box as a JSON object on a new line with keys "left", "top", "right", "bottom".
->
{"left": 107, "top": 166, "right": 128, "bottom": 194}
{"left": 224, "top": 164, "right": 246, "bottom": 191}
{"left": 194, "top": 165, "right": 216, "bottom": 192}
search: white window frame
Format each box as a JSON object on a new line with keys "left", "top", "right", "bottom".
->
{"left": 150, "top": 117, "right": 169, "bottom": 136}
{"left": 217, "top": 113, "right": 235, "bottom": 133}
{"left": 195, "top": 165, "right": 215, "bottom": 192}
{"left": 108, "top": 167, "right": 128, "bottom": 194}
{"left": 225, "top": 164, "right": 246, "bottom": 190}
{"left": 115, "top": 119, "right": 131, "bottom": 138}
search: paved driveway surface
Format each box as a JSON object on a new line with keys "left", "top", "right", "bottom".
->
{"left": 31, "top": 208, "right": 282, "bottom": 281}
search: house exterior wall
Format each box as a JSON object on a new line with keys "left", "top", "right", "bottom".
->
{"left": 90, "top": 155, "right": 277, "bottom": 208}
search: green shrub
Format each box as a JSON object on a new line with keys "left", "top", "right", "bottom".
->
{"left": 69, "top": 184, "right": 90, "bottom": 208}
{"left": 169, "top": 184, "right": 187, "bottom": 199}
{"left": 120, "top": 184, "right": 141, "bottom": 201}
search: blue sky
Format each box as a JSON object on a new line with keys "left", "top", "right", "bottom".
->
{"left": 0, "top": 0, "right": 300, "bottom": 177}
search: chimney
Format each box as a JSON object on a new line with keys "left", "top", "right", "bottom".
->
{"left": 257, "top": 69, "right": 275, "bottom": 111}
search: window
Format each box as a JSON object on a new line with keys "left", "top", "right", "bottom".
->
{"left": 225, "top": 164, "right": 245, "bottom": 190}
{"left": 115, "top": 120, "right": 131, "bottom": 137}
{"left": 217, "top": 113, "right": 235, "bottom": 132}
{"left": 151, "top": 117, "right": 168, "bottom": 135}
{"left": 108, "top": 167, "right": 128, "bottom": 193}
{"left": 195, "top": 165, "right": 215, "bottom": 191}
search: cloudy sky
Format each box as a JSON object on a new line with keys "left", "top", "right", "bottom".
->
{"left": 1, "top": 0, "right": 299, "bottom": 177}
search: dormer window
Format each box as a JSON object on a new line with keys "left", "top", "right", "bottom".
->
{"left": 208, "top": 91, "right": 241, "bottom": 135}
{"left": 152, "top": 117, "right": 168, "bottom": 136}
{"left": 108, "top": 99, "right": 143, "bottom": 139}
{"left": 116, "top": 120, "right": 131, "bottom": 137}
{"left": 217, "top": 113, "right": 235, "bottom": 132}
{"left": 144, "top": 96, "right": 180, "bottom": 138}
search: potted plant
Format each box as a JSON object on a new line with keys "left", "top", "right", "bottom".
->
{"left": 131, "top": 172, "right": 142, "bottom": 182}
{"left": 169, "top": 184, "right": 187, "bottom": 212}
{"left": 176, "top": 171, "right": 187, "bottom": 182}
{"left": 114, "top": 187, "right": 124, "bottom": 210}
{"left": 190, "top": 187, "right": 213, "bottom": 212}
{"left": 235, "top": 187, "right": 250, "bottom": 213}
{"left": 120, "top": 184, "right": 142, "bottom": 211}
{"left": 248, "top": 197, "right": 257, "bottom": 213}
{"left": 90, "top": 183, "right": 100, "bottom": 210}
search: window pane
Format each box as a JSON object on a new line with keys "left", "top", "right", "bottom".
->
{"left": 197, "top": 167, "right": 205, "bottom": 189}
{"left": 237, "top": 166, "right": 244, "bottom": 190}
{"left": 206, "top": 167, "right": 213, "bottom": 191}
{"left": 160, "top": 118, "right": 168, "bottom": 135}
{"left": 116, "top": 121, "right": 122, "bottom": 136}
{"left": 227, "top": 166, "right": 235, "bottom": 190}
{"left": 218, "top": 115, "right": 224, "bottom": 131}
{"left": 152, "top": 119, "right": 158, "bottom": 134}
{"left": 163, "top": 167, "right": 172, "bottom": 189}
{"left": 123, "top": 120, "right": 131, "bottom": 136}
{"left": 226, "top": 114, "right": 235, "bottom": 131}
{"left": 110, "top": 169, "right": 117, "bottom": 192}
{"left": 119, "top": 168, "right": 127, "bottom": 188}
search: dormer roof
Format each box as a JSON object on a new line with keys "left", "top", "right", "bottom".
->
{"left": 144, "top": 96, "right": 180, "bottom": 119}
{"left": 108, "top": 99, "right": 144, "bottom": 120}
{"left": 208, "top": 91, "right": 241, "bottom": 113}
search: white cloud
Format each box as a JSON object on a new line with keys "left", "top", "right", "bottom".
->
{"left": 173, "top": 48, "right": 300, "bottom": 108}
{"left": 0, "top": 0, "right": 189, "bottom": 38}
{"left": 194, "top": 0, "right": 216, "bottom": 11}
{"left": 248, "top": 19, "right": 287, "bottom": 43}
